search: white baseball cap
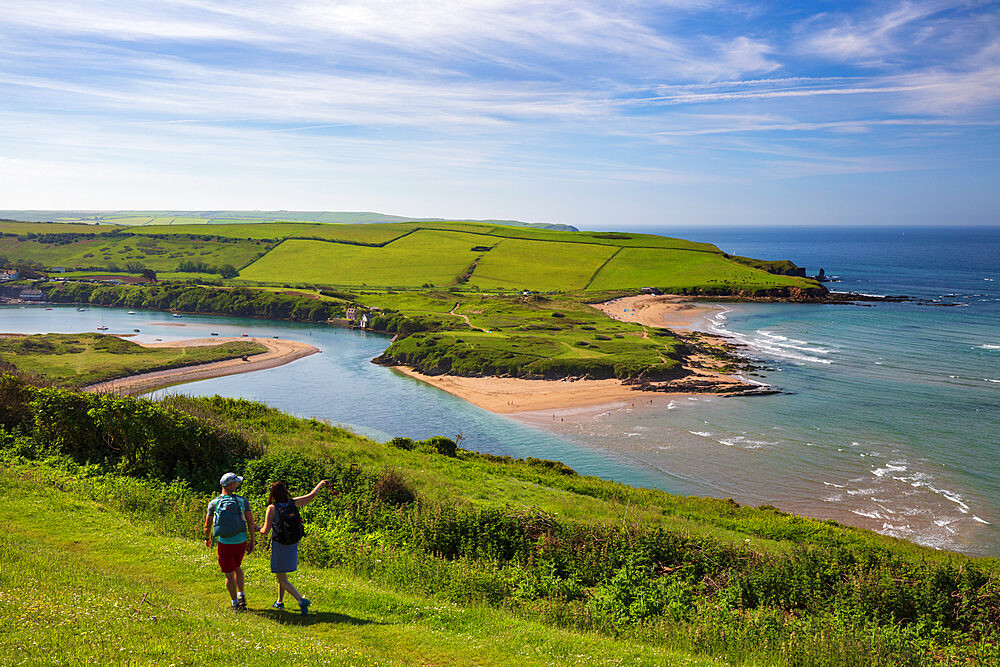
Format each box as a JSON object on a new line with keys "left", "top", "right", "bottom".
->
{"left": 220, "top": 472, "right": 243, "bottom": 487}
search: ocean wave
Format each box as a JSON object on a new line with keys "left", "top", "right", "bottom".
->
{"left": 851, "top": 509, "right": 883, "bottom": 519}
{"left": 976, "top": 344, "right": 1000, "bottom": 350}
{"left": 717, "top": 435, "right": 775, "bottom": 450}
{"left": 872, "top": 462, "right": 907, "bottom": 478}
{"left": 973, "top": 516, "right": 992, "bottom": 525}
{"left": 757, "top": 330, "right": 832, "bottom": 354}
{"left": 985, "top": 378, "right": 1000, "bottom": 384}
{"left": 823, "top": 481, "right": 846, "bottom": 488}
{"left": 689, "top": 431, "right": 712, "bottom": 438}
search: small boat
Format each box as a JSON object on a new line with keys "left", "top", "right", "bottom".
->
{"left": 127, "top": 311, "right": 136, "bottom": 314}
{"left": 241, "top": 334, "right": 248, "bottom": 337}
{"left": 76, "top": 308, "right": 86, "bottom": 311}
{"left": 45, "top": 308, "right": 52, "bottom": 310}
{"left": 210, "top": 332, "right": 219, "bottom": 336}
{"left": 97, "top": 326, "right": 108, "bottom": 331}
{"left": 172, "top": 313, "right": 182, "bottom": 318}
{"left": 133, "top": 329, "right": 140, "bottom": 333}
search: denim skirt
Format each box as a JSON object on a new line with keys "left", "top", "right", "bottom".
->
{"left": 270, "top": 540, "right": 298, "bottom": 573}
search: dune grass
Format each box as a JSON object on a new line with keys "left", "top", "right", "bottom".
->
{"left": 0, "top": 333, "right": 266, "bottom": 387}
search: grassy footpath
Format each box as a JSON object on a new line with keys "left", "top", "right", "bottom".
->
{"left": 0, "top": 469, "right": 716, "bottom": 666}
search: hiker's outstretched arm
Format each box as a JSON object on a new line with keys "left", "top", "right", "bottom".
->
{"left": 294, "top": 479, "right": 328, "bottom": 506}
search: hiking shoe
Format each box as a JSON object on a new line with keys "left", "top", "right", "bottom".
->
{"left": 299, "top": 598, "right": 310, "bottom": 615}
{"left": 236, "top": 597, "right": 247, "bottom": 612}
{"left": 230, "top": 601, "right": 242, "bottom": 612}
{"left": 272, "top": 602, "right": 284, "bottom": 610}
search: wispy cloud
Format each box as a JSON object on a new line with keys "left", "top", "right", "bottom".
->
{"left": 0, "top": 0, "right": 997, "bottom": 224}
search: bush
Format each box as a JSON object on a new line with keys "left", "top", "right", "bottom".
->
{"left": 372, "top": 468, "right": 416, "bottom": 506}
{"left": 387, "top": 437, "right": 414, "bottom": 451}
{"left": 417, "top": 436, "right": 456, "bottom": 457}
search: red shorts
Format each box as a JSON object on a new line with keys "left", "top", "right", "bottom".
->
{"left": 217, "top": 542, "right": 247, "bottom": 573}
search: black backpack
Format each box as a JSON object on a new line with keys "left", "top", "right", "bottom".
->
{"left": 273, "top": 501, "right": 305, "bottom": 545}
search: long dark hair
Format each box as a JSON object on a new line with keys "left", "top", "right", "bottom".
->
{"left": 268, "top": 481, "right": 292, "bottom": 506}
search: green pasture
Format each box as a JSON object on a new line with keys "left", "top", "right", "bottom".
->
{"left": 470, "top": 237, "right": 617, "bottom": 291}
{"left": 0, "top": 220, "right": 113, "bottom": 235}
{"left": 587, "top": 247, "right": 816, "bottom": 292}
{"left": 0, "top": 234, "right": 265, "bottom": 272}
{"left": 240, "top": 233, "right": 481, "bottom": 287}
{"left": 128, "top": 222, "right": 324, "bottom": 240}
{"left": 481, "top": 226, "right": 720, "bottom": 251}
{"left": 0, "top": 333, "right": 265, "bottom": 387}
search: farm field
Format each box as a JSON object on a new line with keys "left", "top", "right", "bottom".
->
{"left": 239, "top": 232, "right": 482, "bottom": 287}
{"left": 470, "top": 237, "right": 617, "bottom": 291}
{"left": 0, "top": 234, "right": 267, "bottom": 272}
{"left": 0, "top": 333, "right": 265, "bottom": 387}
{"left": 1, "top": 218, "right": 823, "bottom": 295}
{"left": 587, "top": 247, "right": 816, "bottom": 292}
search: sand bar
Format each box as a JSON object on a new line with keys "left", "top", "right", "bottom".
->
{"left": 84, "top": 336, "right": 319, "bottom": 395}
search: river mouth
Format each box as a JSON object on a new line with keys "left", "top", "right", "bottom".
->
{"left": 3, "top": 297, "right": 999, "bottom": 557}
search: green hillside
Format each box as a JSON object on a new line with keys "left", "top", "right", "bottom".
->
{"left": 2, "top": 380, "right": 997, "bottom": 665}
{"left": 0, "top": 219, "right": 820, "bottom": 295}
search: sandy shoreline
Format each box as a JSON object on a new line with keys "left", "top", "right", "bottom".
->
{"left": 392, "top": 367, "right": 671, "bottom": 414}
{"left": 390, "top": 295, "right": 752, "bottom": 414}
{"left": 590, "top": 294, "right": 719, "bottom": 330}
{"left": 84, "top": 336, "right": 319, "bottom": 395}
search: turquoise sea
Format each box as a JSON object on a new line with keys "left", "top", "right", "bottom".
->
{"left": 2, "top": 226, "right": 997, "bottom": 555}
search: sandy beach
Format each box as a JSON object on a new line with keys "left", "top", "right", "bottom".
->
{"left": 391, "top": 295, "right": 752, "bottom": 414}
{"left": 84, "top": 336, "right": 319, "bottom": 395}
{"left": 392, "top": 367, "right": 672, "bottom": 414}
{"left": 590, "top": 294, "right": 719, "bottom": 330}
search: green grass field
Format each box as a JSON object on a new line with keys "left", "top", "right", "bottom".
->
{"left": 240, "top": 232, "right": 482, "bottom": 287}
{"left": 0, "top": 469, "right": 710, "bottom": 666}
{"left": 0, "top": 234, "right": 267, "bottom": 272}
{"left": 0, "top": 333, "right": 266, "bottom": 387}
{"left": 470, "top": 237, "right": 618, "bottom": 291}
{"left": 1, "top": 218, "right": 822, "bottom": 296}
{"left": 586, "top": 248, "right": 816, "bottom": 292}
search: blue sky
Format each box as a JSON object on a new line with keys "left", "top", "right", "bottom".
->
{"left": 1, "top": 1, "right": 998, "bottom": 227}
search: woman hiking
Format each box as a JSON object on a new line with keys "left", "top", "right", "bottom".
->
{"left": 258, "top": 479, "right": 329, "bottom": 614}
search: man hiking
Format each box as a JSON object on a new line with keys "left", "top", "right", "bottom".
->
{"left": 205, "top": 472, "right": 256, "bottom": 611}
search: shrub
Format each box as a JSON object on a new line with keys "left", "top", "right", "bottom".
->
{"left": 372, "top": 468, "right": 416, "bottom": 506}
{"left": 388, "top": 437, "right": 414, "bottom": 451}
{"left": 417, "top": 436, "right": 457, "bottom": 457}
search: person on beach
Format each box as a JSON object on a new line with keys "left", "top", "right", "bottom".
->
{"left": 205, "top": 472, "right": 255, "bottom": 612}
{"left": 258, "top": 479, "right": 331, "bottom": 615}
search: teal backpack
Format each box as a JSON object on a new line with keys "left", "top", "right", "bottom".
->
{"left": 212, "top": 494, "right": 247, "bottom": 539}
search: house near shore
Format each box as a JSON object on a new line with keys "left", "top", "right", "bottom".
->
{"left": 345, "top": 307, "right": 358, "bottom": 320}
{"left": 640, "top": 286, "right": 660, "bottom": 295}
{"left": 0, "top": 269, "right": 18, "bottom": 282}
{"left": 359, "top": 313, "right": 371, "bottom": 329}
{"left": 19, "top": 289, "right": 45, "bottom": 301}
